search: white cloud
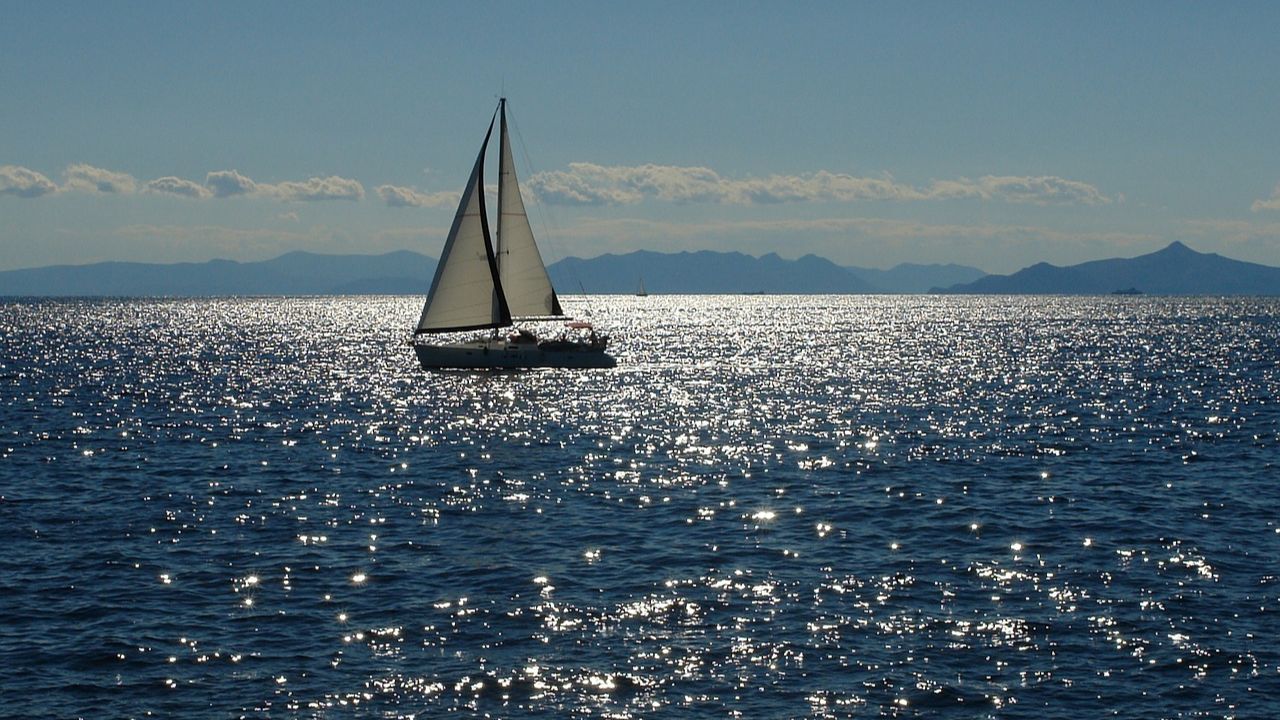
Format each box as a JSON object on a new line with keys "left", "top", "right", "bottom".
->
{"left": 1251, "top": 183, "right": 1280, "bottom": 212}
{"left": 203, "top": 170, "right": 364, "bottom": 202}
{"left": 261, "top": 175, "right": 364, "bottom": 202}
{"left": 927, "top": 175, "right": 1112, "bottom": 205}
{"left": 63, "top": 163, "right": 137, "bottom": 194}
{"left": 6, "top": 159, "right": 1111, "bottom": 211}
{"left": 145, "top": 176, "right": 212, "bottom": 199}
{"left": 528, "top": 163, "right": 742, "bottom": 205}
{"left": 0, "top": 165, "right": 58, "bottom": 198}
{"left": 376, "top": 184, "right": 457, "bottom": 208}
{"left": 205, "top": 169, "right": 258, "bottom": 198}
{"left": 557, "top": 216, "right": 1150, "bottom": 245}
{"left": 737, "top": 171, "right": 924, "bottom": 203}
{"left": 527, "top": 163, "right": 1113, "bottom": 207}
{"left": 13, "top": 165, "right": 366, "bottom": 203}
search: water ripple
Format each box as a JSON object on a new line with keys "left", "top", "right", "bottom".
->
{"left": 1, "top": 295, "right": 1278, "bottom": 717}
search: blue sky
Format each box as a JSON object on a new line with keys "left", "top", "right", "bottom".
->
{"left": 3, "top": 1, "right": 1280, "bottom": 274}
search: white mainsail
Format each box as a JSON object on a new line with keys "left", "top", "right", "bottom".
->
{"left": 497, "top": 99, "right": 563, "bottom": 318}
{"left": 416, "top": 112, "right": 510, "bottom": 333}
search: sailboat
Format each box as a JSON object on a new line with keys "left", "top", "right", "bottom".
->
{"left": 413, "top": 99, "right": 615, "bottom": 369}
{"left": 636, "top": 276, "right": 648, "bottom": 297}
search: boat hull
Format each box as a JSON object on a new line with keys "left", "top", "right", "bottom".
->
{"left": 414, "top": 338, "right": 616, "bottom": 369}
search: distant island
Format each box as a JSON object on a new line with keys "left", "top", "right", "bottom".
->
{"left": 549, "top": 250, "right": 985, "bottom": 295}
{"left": 936, "top": 241, "right": 1280, "bottom": 295}
{"left": 0, "top": 249, "right": 984, "bottom": 296}
{"left": 2, "top": 241, "right": 1278, "bottom": 296}
{"left": 0, "top": 250, "right": 435, "bottom": 297}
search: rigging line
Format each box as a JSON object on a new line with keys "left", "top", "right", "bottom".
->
{"left": 506, "top": 101, "right": 600, "bottom": 319}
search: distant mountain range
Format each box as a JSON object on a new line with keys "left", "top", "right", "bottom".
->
{"left": 847, "top": 262, "right": 989, "bottom": 294}
{"left": 553, "top": 250, "right": 870, "bottom": 293}
{"left": 1, "top": 241, "right": 1276, "bottom": 296}
{"left": 0, "top": 250, "right": 434, "bottom": 296}
{"left": 0, "top": 249, "right": 984, "bottom": 296}
{"left": 937, "top": 241, "right": 1280, "bottom": 294}
{"left": 549, "top": 250, "right": 984, "bottom": 294}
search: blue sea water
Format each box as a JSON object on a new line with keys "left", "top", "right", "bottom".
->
{"left": 1, "top": 295, "right": 1278, "bottom": 718}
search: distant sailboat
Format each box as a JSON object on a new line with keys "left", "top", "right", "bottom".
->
{"left": 413, "top": 99, "right": 615, "bottom": 369}
{"left": 636, "top": 276, "right": 648, "bottom": 297}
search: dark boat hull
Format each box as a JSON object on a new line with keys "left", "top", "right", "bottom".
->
{"left": 414, "top": 338, "right": 616, "bottom": 369}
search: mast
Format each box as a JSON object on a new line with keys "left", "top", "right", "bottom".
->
{"left": 496, "top": 97, "right": 506, "bottom": 267}
{"left": 495, "top": 97, "right": 508, "bottom": 326}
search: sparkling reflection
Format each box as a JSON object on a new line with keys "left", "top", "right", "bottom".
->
{"left": 1, "top": 295, "right": 1278, "bottom": 717}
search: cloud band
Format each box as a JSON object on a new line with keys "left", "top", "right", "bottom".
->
{"left": 3, "top": 161, "right": 1110, "bottom": 209}
{"left": 527, "top": 163, "right": 1114, "bottom": 207}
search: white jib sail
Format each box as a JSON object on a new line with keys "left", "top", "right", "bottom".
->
{"left": 497, "top": 101, "right": 563, "bottom": 318}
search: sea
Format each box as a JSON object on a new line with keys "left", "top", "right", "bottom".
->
{"left": 1, "top": 295, "right": 1277, "bottom": 719}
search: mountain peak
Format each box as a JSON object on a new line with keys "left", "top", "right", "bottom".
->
{"left": 1158, "top": 241, "right": 1194, "bottom": 254}
{"left": 941, "top": 240, "right": 1280, "bottom": 294}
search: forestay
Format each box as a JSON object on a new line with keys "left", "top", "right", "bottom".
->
{"left": 497, "top": 99, "right": 564, "bottom": 319}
